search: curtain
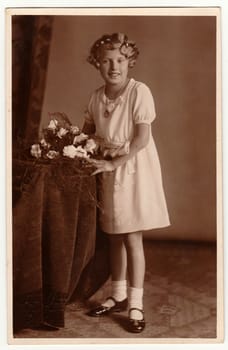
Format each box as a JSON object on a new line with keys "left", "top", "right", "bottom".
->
{"left": 12, "top": 15, "right": 53, "bottom": 145}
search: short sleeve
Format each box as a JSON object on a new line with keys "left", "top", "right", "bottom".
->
{"left": 132, "top": 83, "right": 156, "bottom": 124}
{"left": 84, "top": 94, "right": 95, "bottom": 125}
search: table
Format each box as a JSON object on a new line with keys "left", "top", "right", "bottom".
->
{"left": 12, "top": 159, "right": 110, "bottom": 332}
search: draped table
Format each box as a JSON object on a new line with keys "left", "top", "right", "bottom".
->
{"left": 12, "top": 158, "right": 110, "bottom": 332}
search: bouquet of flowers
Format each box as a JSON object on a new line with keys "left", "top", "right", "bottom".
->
{"left": 30, "top": 112, "right": 100, "bottom": 162}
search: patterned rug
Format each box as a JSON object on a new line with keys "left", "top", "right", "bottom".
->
{"left": 14, "top": 240, "right": 217, "bottom": 340}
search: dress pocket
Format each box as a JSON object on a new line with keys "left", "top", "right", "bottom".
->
{"left": 113, "top": 158, "right": 136, "bottom": 190}
{"left": 127, "top": 156, "right": 136, "bottom": 174}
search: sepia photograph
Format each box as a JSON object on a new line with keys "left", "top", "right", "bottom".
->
{"left": 6, "top": 7, "right": 223, "bottom": 345}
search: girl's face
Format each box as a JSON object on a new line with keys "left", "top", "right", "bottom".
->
{"left": 99, "top": 48, "right": 129, "bottom": 87}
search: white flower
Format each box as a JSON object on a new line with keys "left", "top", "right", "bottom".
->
{"left": 40, "top": 138, "right": 51, "bottom": 149}
{"left": 47, "top": 119, "right": 58, "bottom": 130}
{"left": 63, "top": 145, "right": 78, "bottom": 158}
{"left": 84, "top": 138, "right": 98, "bottom": 154}
{"left": 31, "top": 144, "right": 42, "bottom": 158}
{"left": 73, "top": 133, "right": 89, "bottom": 144}
{"left": 57, "top": 127, "right": 68, "bottom": 138}
{"left": 63, "top": 145, "right": 89, "bottom": 159}
{"left": 74, "top": 145, "right": 90, "bottom": 158}
{"left": 46, "top": 150, "right": 59, "bottom": 159}
{"left": 70, "top": 125, "right": 80, "bottom": 135}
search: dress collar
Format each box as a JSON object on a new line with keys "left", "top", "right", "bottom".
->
{"left": 100, "top": 78, "right": 134, "bottom": 104}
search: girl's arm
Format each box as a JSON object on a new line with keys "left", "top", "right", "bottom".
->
{"left": 89, "top": 123, "right": 150, "bottom": 175}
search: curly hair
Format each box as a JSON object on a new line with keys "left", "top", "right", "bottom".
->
{"left": 87, "top": 32, "right": 139, "bottom": 69}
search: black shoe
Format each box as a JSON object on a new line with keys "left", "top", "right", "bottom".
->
{"left": 127, "top": 308, "right": 145, "bottom": 333}
{"left": 87, "top": 296, "right": 128, "bottom": 317}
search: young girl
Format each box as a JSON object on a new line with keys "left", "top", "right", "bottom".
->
{"left": 83, "top": 33, "right": 170, "bottom": 333}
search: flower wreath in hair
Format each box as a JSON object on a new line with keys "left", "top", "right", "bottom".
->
{"left": 87, "top": 32, "right": 139, "bottom": 69}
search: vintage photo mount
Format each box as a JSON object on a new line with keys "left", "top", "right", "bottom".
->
{"left": 6, "top": 6, "right": 223, "bottom": 345}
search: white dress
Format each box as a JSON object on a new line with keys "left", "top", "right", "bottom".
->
{"left": 85, "top": 78, "right": 170, "bottom": 234}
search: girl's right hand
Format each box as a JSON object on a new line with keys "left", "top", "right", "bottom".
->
{"left": 87, "top": 158, "right": 115, "bottom": 175}
{"left": 103, "top": 148, "right": 118, "bottom": 159}
{"left": 103, "top": 141, "right": 130, "bottom": 159}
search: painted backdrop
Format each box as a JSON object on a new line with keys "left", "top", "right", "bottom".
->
{"left": 41, "top": 15, "right": 216, "bottom": 241}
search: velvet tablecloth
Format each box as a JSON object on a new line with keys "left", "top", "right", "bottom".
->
{"left": 13, "top": 159, "right": 110, "bottom": 332}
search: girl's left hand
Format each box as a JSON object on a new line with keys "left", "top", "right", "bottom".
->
{"left": 87, "top": 158, "right": 115, "bottom": 175}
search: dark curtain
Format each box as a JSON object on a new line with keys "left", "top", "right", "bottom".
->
{"left": 12, "top": 16, "right": 110, "bottom": 332}
{"left": 12, "top": 15, "right": 53, "bottom": 145}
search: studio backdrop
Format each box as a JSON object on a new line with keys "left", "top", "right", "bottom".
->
{"left": 38, "top": 15, "right": 217, "bottom": 242}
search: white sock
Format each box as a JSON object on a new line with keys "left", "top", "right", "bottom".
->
{"left": 129, "top": 287, "right": 144, "bottom": 320}
{"left": 102, "top": 280, "right": 127, "bottom": 307}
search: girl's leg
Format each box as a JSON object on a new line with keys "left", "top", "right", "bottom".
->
{"left": 102, "top": 234, "right": 127, "bottom": 307}
{"left": 124, "top": 231, "right": 145, "bottom": 288}
{"left": 109, "top": 234, "right": 127, "bottom": 281}
{"left": 124, "top": 232, "right": 145, "bottom": 320}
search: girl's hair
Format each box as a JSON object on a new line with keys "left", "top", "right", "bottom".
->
{"left": 87, "top": 32, "right": 139, "bottom": 69}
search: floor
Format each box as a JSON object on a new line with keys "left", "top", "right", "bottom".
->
{"left": 14, "top": 240, "right": 217, "bottom": 340}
